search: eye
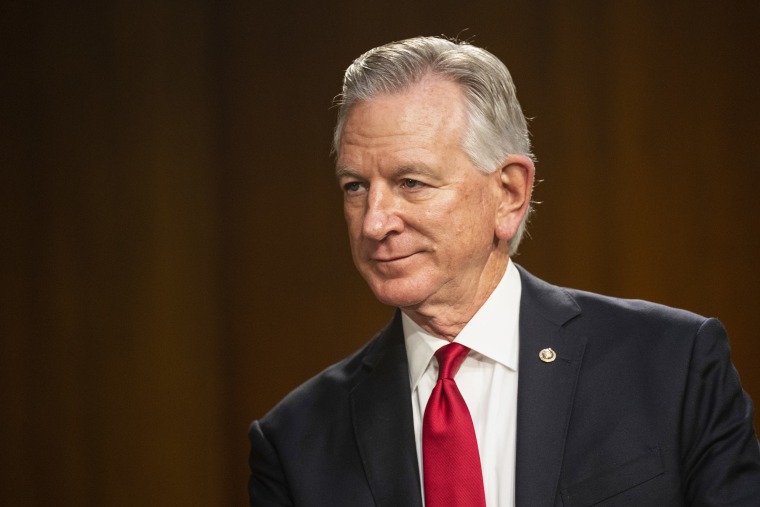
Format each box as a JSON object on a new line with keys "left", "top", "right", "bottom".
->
{"left": 401, "top": 179, "right": 424, "bottom": 189}
{"left": 343, "top": 181, "right": 364, "bottom": 193}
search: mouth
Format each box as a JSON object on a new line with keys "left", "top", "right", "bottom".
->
{"left": 365, "top": 251, "right": 421, "bottom": 276}
{"left": 373, "top": 253, "right": 416, "bottom": 263}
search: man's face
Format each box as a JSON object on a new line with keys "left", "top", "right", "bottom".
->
{"left": 336, "top": 77, "right": 507, "bottom": 312}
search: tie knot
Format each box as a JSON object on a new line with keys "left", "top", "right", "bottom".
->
{"left": 434, "top": 343, "right": 470, "bottom": 380}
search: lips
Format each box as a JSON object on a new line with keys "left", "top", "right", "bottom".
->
{"left": 373, "top": 253, "right": 416, "bottom": 263}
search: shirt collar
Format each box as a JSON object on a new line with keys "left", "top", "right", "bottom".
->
{"left": 403, "top": 260, "right": 522, "bottom": 391}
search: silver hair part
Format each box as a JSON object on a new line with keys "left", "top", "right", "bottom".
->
{"left": 333, "top": 36, "right": 534, "bottom": 254}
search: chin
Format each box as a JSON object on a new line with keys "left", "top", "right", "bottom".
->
{"left": 366, "top": 278, "right": 430, "bottom": 309}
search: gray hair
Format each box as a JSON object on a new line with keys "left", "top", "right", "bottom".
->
{"left": 333, "top": 36, "right": 534, "bottom": 254}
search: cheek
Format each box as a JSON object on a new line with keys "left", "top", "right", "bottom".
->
{"left": 452, "top": 189, "right": 493, "bottom": 228}
{"left": 344, "top": 207, "right": 363, "bottom": 234}
{"left": 449, "top": 195, "right": 498, "bottom": 250}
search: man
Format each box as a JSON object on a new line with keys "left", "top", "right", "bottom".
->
{"left": 249, "top": 36, "right": 760, "bottom": 506}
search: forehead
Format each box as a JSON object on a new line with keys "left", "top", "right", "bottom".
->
{"left": 337, "top": 77, "right": 468, "bottom": 166}
{"left": 337, "top": 77, "right": 466, "bottom": 174}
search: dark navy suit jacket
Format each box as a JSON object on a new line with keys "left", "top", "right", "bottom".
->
{"left": 249, "top": 266, "right": 760, "bottom": 506}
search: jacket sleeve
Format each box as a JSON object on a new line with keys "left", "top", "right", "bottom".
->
{"left": 249, "top": 419, "right": 293, "bottom": 507}
{"left": 681, "top": 318, "right": 760, "bottom": 504}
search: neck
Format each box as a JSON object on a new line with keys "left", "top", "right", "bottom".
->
{"left": 402, "top": 250, "right": 510, "bottom": 341}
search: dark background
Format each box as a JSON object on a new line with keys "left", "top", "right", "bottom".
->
{"left": 2, "top": 1, "right": 759, "bottom": 505}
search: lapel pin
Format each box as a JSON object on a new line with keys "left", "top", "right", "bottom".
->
{"left": 539, "top": 348, "right": 556, "bottom": 363}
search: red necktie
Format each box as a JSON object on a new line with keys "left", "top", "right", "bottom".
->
{"left": 422, "top": 343, "right": 486, "bottom": 507}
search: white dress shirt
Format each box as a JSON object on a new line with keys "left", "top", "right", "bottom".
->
{"left": 403, "top": 260, "right": 521, "bottom": 507}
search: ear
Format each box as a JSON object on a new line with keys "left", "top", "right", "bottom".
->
{"left": 493, "top": 154, "right": 535, "bottom": 242}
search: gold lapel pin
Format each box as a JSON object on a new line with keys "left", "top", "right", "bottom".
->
{"left": 539, "top": 348, "right": 556, "bottom": 363}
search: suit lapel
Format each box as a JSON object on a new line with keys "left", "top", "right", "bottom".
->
{"left": 350, "top": 312, "right": 423, "bottom": 507}
{"left": 515, "top": 266, "right": 586, "bottom": 506}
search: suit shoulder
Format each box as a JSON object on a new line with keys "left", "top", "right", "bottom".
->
{"left": 518, "top": 264, "right": 711, "bottom": 330}
{"left": 257, "top": 317, "right": 397, "bottom": 431}
{"left": 569, "top": 287, "right": 708, "bottom": 326}
{"left": 560, "top": 287, "right": 730, "bottom": 361}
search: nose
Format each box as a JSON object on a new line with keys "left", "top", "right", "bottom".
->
{"left": 362, "top": 185, "right": 404, "bottom": 240}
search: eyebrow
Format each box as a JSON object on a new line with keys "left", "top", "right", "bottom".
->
{"left": 335, "top": 165, "right": 360, "bottom": 179}
{"left": 394, "top": 164, "right": 437, "bottom": 180}
{"left": 335, "top": 164, "right": 438, "bottom": 180}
